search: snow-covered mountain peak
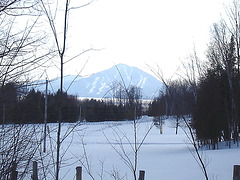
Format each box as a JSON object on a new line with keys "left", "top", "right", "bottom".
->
{"left": 35, "top": 64, "right": 163, "bottom": 99}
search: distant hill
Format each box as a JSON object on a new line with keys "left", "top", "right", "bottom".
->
{"left": 34, "top": 64, "right": 163, "bottom": 99}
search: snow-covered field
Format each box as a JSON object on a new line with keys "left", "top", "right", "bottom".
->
{"left": 47, "top": 116, "right": 240, "bottom": 180}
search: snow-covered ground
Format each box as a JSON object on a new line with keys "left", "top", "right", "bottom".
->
{"left": 46, "top": 116, "right": 240, "bottom": 180}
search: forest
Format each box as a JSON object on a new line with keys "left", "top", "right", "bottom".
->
{"left": 0, "top": 83, "right": 143, "bottom": 123}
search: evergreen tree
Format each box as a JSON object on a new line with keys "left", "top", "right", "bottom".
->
{"left": 193, "top": 70, "right": 228, "bottom": 149}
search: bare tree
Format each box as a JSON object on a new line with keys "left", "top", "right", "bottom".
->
{"left": 39, "top": 0, "right": 94, "bottom": 179}
{"left": 0, "top": 123, "right": 51, "bottom": 179}
{"left": 103, "top": 120, "right": 153, "bottom": 180}
{"left": 0, "top": 0, "right": 54, "bottom": 87}
{"left": 179, "top": 47, "right": 207, "bottom": 102}
{"left": 100, "top": 65, "right": 153, "bottom": 180}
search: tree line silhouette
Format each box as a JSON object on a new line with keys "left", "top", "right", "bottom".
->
{"left": 0, "top": 83, "right": 143, "bottom": 124}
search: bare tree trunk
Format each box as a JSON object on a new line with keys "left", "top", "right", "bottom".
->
{"left": 176, "top": 114, "right": 179, "bottom": 135}
{"left": 133, "top": 106, "right": 137, "bottom": 180}
{"left": 43, "top": 79, "right": 48, "bottom": 153}
{"left": 40, "top": 0, "right": 94, "bottom": 178}
{"left": 56, "top": 0, "right": 69, "bottom": 178}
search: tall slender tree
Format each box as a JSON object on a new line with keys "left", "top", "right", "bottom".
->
{"left": 40, "top": 0, "right": 94, "bottom": 178}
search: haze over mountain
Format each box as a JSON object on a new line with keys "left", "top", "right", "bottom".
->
{"left": 35, "top": 64, "right": 163, "bottom": 99}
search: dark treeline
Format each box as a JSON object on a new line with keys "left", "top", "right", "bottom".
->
{"left": 81, "top": 99, "right": 137, "bottom": 122}
{"left": 0, "top": 83, "right": 142, "bottom": 124}
{"left": 0, "top": 83, "right": 79, "bottom": 124}
{"left": 148, "top": 80, "right": 195, "bottom": 117}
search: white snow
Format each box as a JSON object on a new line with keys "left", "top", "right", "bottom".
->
{"left": 43, "top": 116, "right": 240, "bottom": 180}
{"left": 89, "top": 77, "right": 100, "bottom": 93}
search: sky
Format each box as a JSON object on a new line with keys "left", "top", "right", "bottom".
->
{"left": 45, "top": 0, "right": 229, "bottom": 80}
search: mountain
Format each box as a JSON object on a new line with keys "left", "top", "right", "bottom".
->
{"left": 34, "top": 64, "right": 163, "bottom": 99}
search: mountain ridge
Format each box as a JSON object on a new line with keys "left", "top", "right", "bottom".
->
{"left": 34, "top": 64, "right": 163, "bottom": 99}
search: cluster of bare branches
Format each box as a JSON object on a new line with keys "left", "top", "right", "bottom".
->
{"left": 103, "top": 120, "right": 153, "bottom": 180}
{"left": 0, "top": 0, "right": 56, "bottom": 87}
{"left": 0, "top": 124, "right": 47, "bottom": 179}
{"left": 0, "top": 1, "right": 55, "bottom": 179}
